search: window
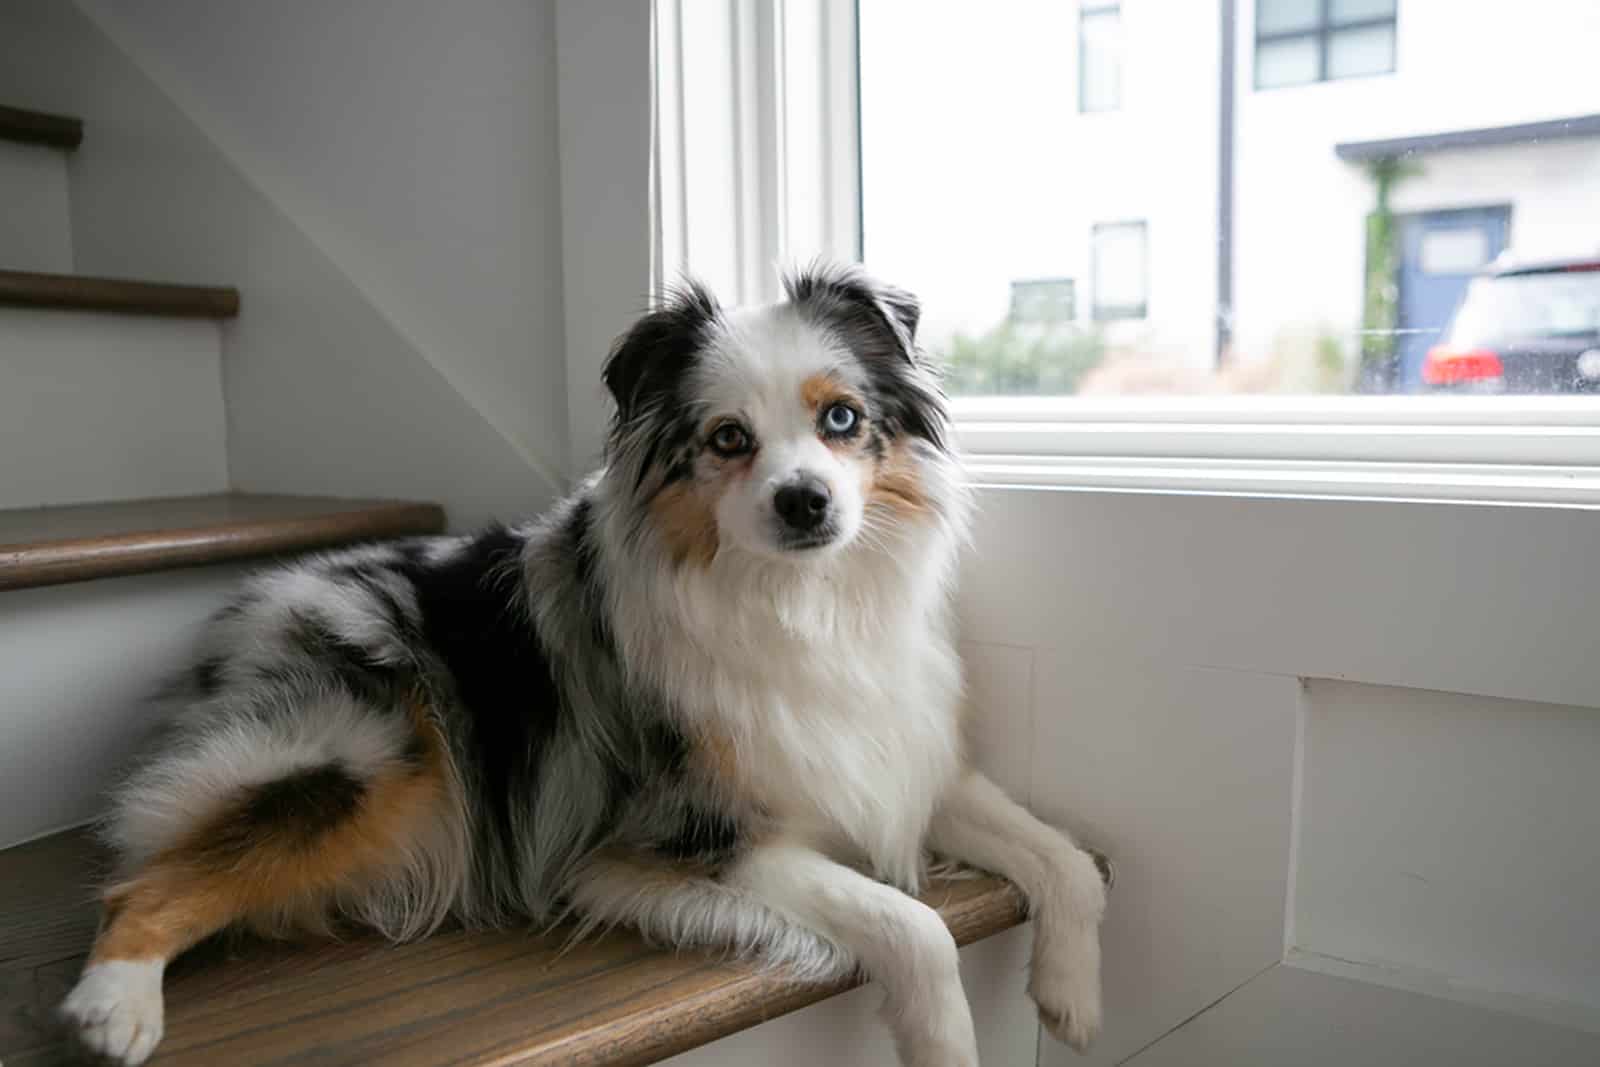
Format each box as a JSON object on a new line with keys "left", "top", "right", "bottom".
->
{"left": 653, "top": 0, "right": 1600, "bottom": 492}
{"left": 1091, "top": 222, "right": 1148, "bottom": 321}
{"left": 1079, "top": 3, "right": 1123, "bottom": 113}
{"left": 1255, "top": 0, "right": 1397, "bottom": 89}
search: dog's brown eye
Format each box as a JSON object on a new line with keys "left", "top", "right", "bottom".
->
{"left": 709, "top": 422, "right": 752, "bottom": 457}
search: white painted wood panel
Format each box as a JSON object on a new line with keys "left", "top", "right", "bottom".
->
{"left": 0, "top": 563, "right": 247, "bottom": 849}
{"left": 961, "top": 487, "right": 1600, "bottom": 712}
{"left": 0, "top": 140, "right": 72, "bottom": 273}
{"left": 1127, "top": 963, "right": 1600, "bottom": 1067}
{"left": 0, "top": 308, "right": 226, "bottom": 508}
{"left": 1024, "top": 656, "right": 1298, "bottom": 1067}
{"left": 1294, "top": 680, "right": 1600, "bottom": 1019}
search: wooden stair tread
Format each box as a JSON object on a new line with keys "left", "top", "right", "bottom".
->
{"left": 0, "top": 104, "right": 83, "bottom": 150}
{"left": 0, "top": 827, "right": 1026, "bottom": 1067}
{"left": 0, "top": 493, "right": 447, "bottom": 591}
{"left": 0, "top": 270, "right": 239, "bottom": 318}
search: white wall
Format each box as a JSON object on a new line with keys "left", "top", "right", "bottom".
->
{"left": 0, "top": 310, "right": 227, "bottom": 508}
{"left": 554, "top": 0, "right": 653, "bottom": 473}
{"left": 0, "top": 0, "right": 567, "bottom": 528}
{"left": 0, "top": 564, "right": 249, "bottom": 847}
{"left": 76, "top": 0, "right": 573, "bottom": 488}
{"left": 0, "top": 139, "right": 73, "bottom": 273}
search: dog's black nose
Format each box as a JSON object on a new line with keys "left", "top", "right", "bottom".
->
{"left": 774, "top": 478, "right": 831, "bottom": 532}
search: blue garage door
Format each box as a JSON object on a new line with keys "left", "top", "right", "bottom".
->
{"left": 1395, "top": 206, "right": 1511, "bottom": 391}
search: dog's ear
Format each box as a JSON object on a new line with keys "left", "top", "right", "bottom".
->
{"left": 602, "top": 281, "right": 721, "bottom": 424}
{"left": 783, "top": 262, "right": 921, "bottom": 365}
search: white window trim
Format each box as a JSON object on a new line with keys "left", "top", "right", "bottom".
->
{"left": 956, "top": 396, "right": 1600, "bottom": 504}
{"left": 615, "top": 0, "right": 1600, "bottom": 507}
{"left": 652, "top": 0, "right": 859, "bottom": 306}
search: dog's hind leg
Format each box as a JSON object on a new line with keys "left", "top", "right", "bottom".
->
{"left": 60, "top": 701, "right": 455, "bottom": 1066}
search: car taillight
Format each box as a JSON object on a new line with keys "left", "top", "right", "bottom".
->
{"left": 1423, "top": 345, "right": 1503, "bottom": 385}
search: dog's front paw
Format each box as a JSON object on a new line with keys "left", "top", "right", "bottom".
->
{"left": 60, "top": 960, "right": 166, "bottom": 1065}
{"left": 1029, "top": 922, "right": 1102, "bottom": 1054}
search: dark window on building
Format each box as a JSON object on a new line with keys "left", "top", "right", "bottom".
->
{"left": 1080, "top": 3, "right": 1123, "bottom": 113}
{"left": 1092, "top": 221, "right": 1148, "bottom": 321}
{"left": 1256, "top": 0, "right": 1396, "bottom": 89}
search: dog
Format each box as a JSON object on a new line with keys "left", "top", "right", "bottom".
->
{"left": 60, "top": 264, "right": 1108, "bottom": 1067}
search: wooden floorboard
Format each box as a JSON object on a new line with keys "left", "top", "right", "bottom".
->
{"left": 0, "top": 493, "right": 446, "bottom": 591}
{"left": 0, "top": 828, "right": 1026, "bottom": 1066}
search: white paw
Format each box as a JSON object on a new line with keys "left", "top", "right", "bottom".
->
{"left": 1030, "top": 921, "right": 1103, "bottom": 1053}
{"left": 60, "top": 959, "right": 166, "bottom": 1065}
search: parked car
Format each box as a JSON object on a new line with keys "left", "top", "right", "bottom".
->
{"left": 1423, "top": 255, "right": 1600, "bottom": 393}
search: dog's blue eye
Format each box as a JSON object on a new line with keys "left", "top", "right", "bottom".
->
{"left": 822, "top": 403, "right": 858, "bottom": 435}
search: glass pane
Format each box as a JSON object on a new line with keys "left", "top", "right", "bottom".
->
{"left": 1327, "top": 24, "right": 1395, "bottom": 78}
{"left": 1331, "top": 0, "right": 1397, "bottom": 24}
{"left": 1093, "top": 224, "right": 1147, "bottom": 317}
{"left": 1421, "top": 228, "right": 1492, "bottom": 275}
{"left": 1257, "top": 0, "right": 1320, "bottom": 35}
{"left": 1255, "top": 36, "right": 1320, "bottom": 88}
{"left": 858, "top": 0, "right": 1600, "bottom": 396}
{"left": 1080, "top": 9, "right": 1123, "bottom": 112}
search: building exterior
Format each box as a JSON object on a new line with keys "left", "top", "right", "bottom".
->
{"left": 860, "top": 0, "right": 1600, "bottom": 392}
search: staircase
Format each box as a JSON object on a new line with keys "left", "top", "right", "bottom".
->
{"left": 0, "top": 106, "right": 444, "bottom": 838}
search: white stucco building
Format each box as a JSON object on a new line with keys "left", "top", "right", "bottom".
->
{"left": 861, "top": 0, "right": 1600, "bottom": 391}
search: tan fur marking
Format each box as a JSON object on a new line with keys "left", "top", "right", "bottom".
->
{"left": 650, "top": 481, "right": 720, "bottom": 567}
{"left": 869, "top": 441, "right": 932, "bottom": 519}
{"left": 89, "top": 700, "right": 450, "bottom": 963}
{"left": 800, "top": 373, "right": 863, "bottom": 415}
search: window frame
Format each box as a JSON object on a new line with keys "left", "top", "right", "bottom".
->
{"left": 1090, "top": 220, "right": 1149, "bottom": 322}
{"left": 628, "top": 0, "right": 1600, "bottom": 506}
{"left": 1078, "top": 1, "right": 1123, "bottom": 114}
{"left": 1254, "top": 0, "right": 1397, "bottom": 90}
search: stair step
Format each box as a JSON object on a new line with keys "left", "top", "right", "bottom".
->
{"left": 0, "top": 826, "right": 1025, "bottom": 1066}
{"left": 0, "top": 493, "right": 446, "bottom": 591}
{"left": 0, "top": 103, "right": 83, "bottom": 150}
{"left": 0, "top": 269, "right": 239, "bottom": 318}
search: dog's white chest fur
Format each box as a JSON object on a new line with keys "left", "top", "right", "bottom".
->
{"left": 729, "top": 628, "right": 963, "bottom": 887}
{"left": 617, "top": 529, "right": 966, "bottom": 888}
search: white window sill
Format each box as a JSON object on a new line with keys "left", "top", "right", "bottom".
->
{"left": 964, "top": 455, "right": 1600, "bottom": 507}
{"left": 954, "top": 396, "right": 1600, "bottom": 506}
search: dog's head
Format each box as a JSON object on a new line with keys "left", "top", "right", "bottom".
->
{"left": 602, "top": 264, "right": 954, "bottom": 565}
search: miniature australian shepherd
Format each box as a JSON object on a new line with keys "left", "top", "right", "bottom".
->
{"left": 61, "top": 264, "right": 1108, "bottom": 1067}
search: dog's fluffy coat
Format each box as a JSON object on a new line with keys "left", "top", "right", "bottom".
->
{"left": 62, "top": 265, "right": 1107, "bottom": 1067}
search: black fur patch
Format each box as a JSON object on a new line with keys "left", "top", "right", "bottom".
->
{"left": 192, "top": 657, "right": 226, "bottom": 697}
{"left": 566, "top": 500, "right": 614, "bottom": 651}
{"left": 660, "top": 809, "right": 742, "bottom": 862}
{"left": 603, "top": 282, "right": 720, "bottom": 447}
{"left": 199, "top": 763, "right": 366, "bottom": 863}
{"left": 396, "top": 525, "right": 558, "bottom": 874}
